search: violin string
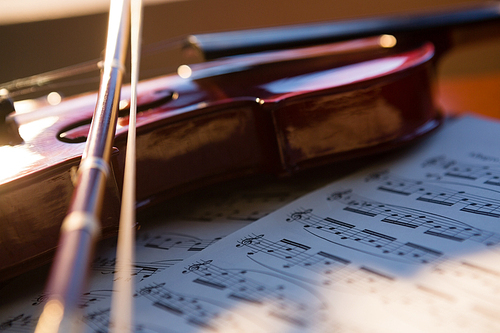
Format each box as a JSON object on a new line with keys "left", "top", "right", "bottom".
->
{"left": 109, "top": 0, "right": 142, "bottom": 331}
{"left": 6, "top": 77, "right": 101, "bottom": 99}
{"left": 0, "top": 59, "right": 99, "bottom": 93}
{"left": 1, "top": 37, "right": 185, "bottom": 100}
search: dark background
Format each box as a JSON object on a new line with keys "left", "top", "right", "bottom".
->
{"left": 0, "top": 0, "right": 499, "bottom": 98}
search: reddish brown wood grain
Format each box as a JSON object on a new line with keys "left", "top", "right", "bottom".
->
{"left": 0, "top": 37, "right": 441, "bottom": 280}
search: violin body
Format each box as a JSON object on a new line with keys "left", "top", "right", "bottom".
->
{"left": 0, "top": 36, "right": 440, "bottom": 280}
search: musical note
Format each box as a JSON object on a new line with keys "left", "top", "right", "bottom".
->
{"left": 83, "top": 305, "right": 173, "bottom": 333}
{"left": 141, "top": 233, "right": 222, "bottom": 252}
{"left": 92, "top": 256, "right": 116, "bottom": 273}
{"left": 422, "top": 155, "right": 459, "bottom": 171}
{"left": 235, "top": 234, "right": 351, "bottom": 285}
{"left": 138, "top": 282, "right": 264, "bottom": 332}
{"left": 328, "top": 190, "right": 500, "bottom": 247}
{"left": 367, "top": 172, "right": 500, "bottom": 218}
{"left": 233, "top": 233, "right": 399, "bottom": 294}
{"left": 83, "top": 308, "right": 111, "bottom": 333}
{"left": 0, "top": 314, "right": 36, "bottom": 332}
{"left": 286, "top": 209, "right": 443, "bottom": 264}
{"left": 334, "top": 266, "right": 396, "bottom": 294}
{"left": 181, "top": 259, "right": 327, "bottom": 329}
{"left": 93, "top": 255, "right": 179, "bottom": 281}
{"left": 5, "top": 117, "right": 500, "bottom": 332}
{"left": 79, "top": 290, "right": 113, "bottom": 309}
{"left": 0, "top": 167, "right": 321, "bottom": 333}
{"left": 423, "top": 155, "right": 500, "bottom": 186}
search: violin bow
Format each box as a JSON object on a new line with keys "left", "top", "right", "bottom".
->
{"left": 34, "top": 0, "right": 140, "bottom": 331}
{"left": 109, "top": 0, "right": 143, "bottom": 331}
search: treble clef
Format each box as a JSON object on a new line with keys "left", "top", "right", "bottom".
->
{"left": 327, "top": 189, "right": 352, "bottom": 201}
{"left": 182, "top": 260, "right": 213, "bottom": 273}
{"left": 236, "top": 234, "right": 264, "bottom": 247}
{"left": 286, "top": 209, "right": 313, "bottom": 222}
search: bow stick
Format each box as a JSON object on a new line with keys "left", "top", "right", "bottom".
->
{"left": 34, "top": 0, "right": 136, "bottom": 331}
{"left": 109, "top": 0, "right": 143, "bottom": 331}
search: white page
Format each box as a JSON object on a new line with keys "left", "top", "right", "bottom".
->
{"left": 129, "top": 116, "right": 500, "bottom": 332}
{"left": 2, "top": 115, "right": 500, "bottom": 332}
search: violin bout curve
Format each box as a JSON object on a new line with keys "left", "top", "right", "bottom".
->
{"left": 0, "top": 38, "right": 441, "bottom": 280}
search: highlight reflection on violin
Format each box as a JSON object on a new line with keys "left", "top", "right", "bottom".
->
{"left": 1, "top": 1, "right": 500, "bottom": 331}
{"left": 1, "top": 15, "right": 447, "bottom": 284}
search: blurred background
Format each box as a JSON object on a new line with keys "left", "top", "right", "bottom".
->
{"left": 0, "top": 0, "right": 498, "bottom": 113}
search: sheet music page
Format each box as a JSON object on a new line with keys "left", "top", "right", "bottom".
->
{"left": 0, "top": 156, "right": 330, "bottom": 331}
{"left": 2, "top": 115, "right": 500, "bottom": 332}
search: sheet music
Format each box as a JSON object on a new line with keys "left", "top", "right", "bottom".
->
{"left": 2, "top": 115, "right": 500, "bottom": 332}
{"left": 0, "top": 161, "right": 334, "bottom": 332}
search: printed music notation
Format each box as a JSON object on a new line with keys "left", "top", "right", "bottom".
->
{"left": 235, "top": 233, "right": 397, "bottom": 292}
{"left": 0, "top": 158, "right": 334, "bottom": 332}
{"left": 181, "top": 259, "right": 327, "bottom": 329}
{"left": 127, "top": 117, "right": 500, "bottom": 332}
{"left": 138, "top": 282, "right": 268, "bottom": 332}
{"left": 0, "top": 314, "right": 35, "bottom": 332}
{"left": 286, "top": 208, "right": 444, "bottom": 264}
{"left": 236, "top": 233, "right": 355, "bottom": 285}
{"left": 140, "top": 232, "right": 222, "bottom": 252}
{"left": 326, "top": 190, "right": 500, "bottom": 247}
{"left": 423, "top": 155, "right": 500, "bottom": 186}
{"left": 93, "top": 256, "right": 181, "bottom": 282}
{"left": 365, "top": 171, "right": 500, "bottom": 218}
{"left": 3, "top": 116, "right": 500, "bottom": 332}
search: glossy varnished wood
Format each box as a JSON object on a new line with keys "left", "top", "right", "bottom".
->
{"left": 0, "top": 37, "right": 441, "bottom": 280}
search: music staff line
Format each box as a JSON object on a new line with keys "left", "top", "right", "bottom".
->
{"left": 233, "top": 232, "right": 500, "bottom": 327}
{"left": 235, "top": 234, "right": 397, "bottom": 292}
{"left": 367, "top": 171, "right": 500, "bottom": 218}
{"left": 423, "top": 155, "right": 500, "bottom": 186}
{"left": 327, "top": 190, "right": 500, "bottom": 247}
{"left": 93, "top": 256, "right": 182, "bottom": 282}
{"left": 181, "top": 260, "right": 326, "bottom": 329}
{"left": 286, "top": 209, "right": 443, "bottom": 264}
{"left": 139, "top": 282, "right": 269, "bottom": 332}
{"left": 138, "top": 232, "right": 223, "bottom": 252}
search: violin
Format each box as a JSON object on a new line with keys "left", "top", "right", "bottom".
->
{"left": 0, "top": 0, "right": 499, "bottom": 317}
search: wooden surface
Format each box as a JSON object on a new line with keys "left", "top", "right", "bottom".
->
{"left": 1, "top": 0, "right": 499, "bottom": 93}
{"left": 438, "top": 72, "right": 500, "bottom": 118}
